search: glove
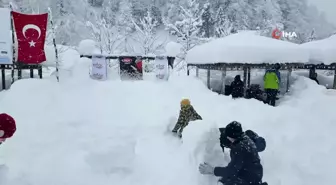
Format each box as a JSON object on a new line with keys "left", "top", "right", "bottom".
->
{"left": 199, "top": 163, "right": 214, "bottom": 175}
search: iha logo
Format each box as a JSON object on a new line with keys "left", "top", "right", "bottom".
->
{"left": 272, "top": 28, "right": 297, "bottom": 39}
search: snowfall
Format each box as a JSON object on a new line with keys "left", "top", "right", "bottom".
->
{"left": 0, "top": 34, "right": 336, "bottom": 185}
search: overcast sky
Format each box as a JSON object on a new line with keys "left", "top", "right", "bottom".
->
{"left": 307, "top": 0, "right": 336, "bottom": 25}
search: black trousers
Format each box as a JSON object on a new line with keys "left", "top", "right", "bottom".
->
{"left": 265, "top": 89, "right": 278, "bottom": 106}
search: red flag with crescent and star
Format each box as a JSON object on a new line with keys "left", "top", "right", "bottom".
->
{"left": 11, "top": 11, "right": 48, "bottom": 64}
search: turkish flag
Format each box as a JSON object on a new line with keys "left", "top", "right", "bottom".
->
{"left": 12, "top": 11, "right": 48, "bottom": 64}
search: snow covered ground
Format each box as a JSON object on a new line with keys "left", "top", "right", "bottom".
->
{"left": 0, "top": 56, "right": 335, "bottom": 185}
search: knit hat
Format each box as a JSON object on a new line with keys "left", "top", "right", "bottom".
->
{"left": 225, "top": 121, "right": 243, "bottom": 139}
{"left": 0, "top": 113, "right": 16, "bottom": 139}
{"left": 180, "top": 99, "right": 190, "bottom": 106}
{"left": 218, "top": 127, "right": 226, "bottom": 134}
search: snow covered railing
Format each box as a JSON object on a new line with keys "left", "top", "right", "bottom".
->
{"left": 0, "top": 63, "right": 43, "bottom": 90}
{"left": 80, "top": 54, "right": 176, "bottom": 81}
{"left": 79, "top": 55, "right": 175, "bottom": 68}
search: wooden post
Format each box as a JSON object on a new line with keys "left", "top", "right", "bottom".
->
{"left": 243, "top": 66, "right": 247, "bottom": 97}
{"left": 220, "top": 66, "right": 227, "bottom": 94}
{"left": 286, "top": 68, "right": 292, "bottom": 92}
{"left": 38, "top": 65, "right": 43, "bottom": 78}
{"left": 196, "top": 67, "right": 199, "bottom": 77}
{"left": 207, "top": 67, "right": 210, "bottom": 89}
{"left": 333, "top": 68, "right": 336, "bottom": 89}
{"left": 18, "top": 67, "right": 22, "bottom": 79}
{"left": 186, "top": 64, "right": 189, "bottom": 76}
{"left": 30, "top": 68, "right": 34, "bottom": 78}
{"left": 48, "top": 8, "right": 59, "bottom": 82}
{"left": 9, "top": 4, "right": 16, "bottom": 84}
{"left": 1, "top": 65, "right": 5, "bottom": 90}
{"left": 247, "top": 67, "right": 251, "bottom": 88}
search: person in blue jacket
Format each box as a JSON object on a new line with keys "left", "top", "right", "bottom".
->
{"left": 199, "top": 121, "right": 266, "bottom": 185}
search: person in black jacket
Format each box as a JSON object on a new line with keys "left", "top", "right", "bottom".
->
{"left": 230, "top": 75, "right": 244, "bottom": 98}
{"left": 199, "top": 121, "right": 265, "bottom": 185}
{"left": 219, "top": 127, "right": 266, "bottom": 153}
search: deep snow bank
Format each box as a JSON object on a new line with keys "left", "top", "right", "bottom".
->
{"left": 181, "top": 77, "right": 336, "bottom": 185}
{"left": 0, "top": 74, "right": 334, "bottom": 185}
{"left": 0, "top": 76, "right": 218, "bottom": 185}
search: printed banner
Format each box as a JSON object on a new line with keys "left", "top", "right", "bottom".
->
{"left": 12, "top": 11, "right": 48, "bottom": 64}
{"left": 91, "top": 55, "right": 107, "bottom": 80}
{"left": 0, "top": 8, "right": 13, "bottom": 64}
{"left": 155, "top": 56, "right": 169, "bottom": 80}
{"left": 119, "top": 56, "right": 143, "bottom": 80}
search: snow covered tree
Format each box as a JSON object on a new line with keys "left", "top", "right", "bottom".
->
{"left": 115, "top": 0, "right": 135, "bottom": 53}
{"left": 48, "top": 0, "right": 90, "bottom": 45}
{"left": 149, "top": 1, "right": 162, "bottom": 25}
{"left": 88, "top": 0, "right": 103, "bottom": 7}
{"left": 212, "top": 0, "right": 227, "bottom": 10}
{"left": 101, "top": 0, "right": 120, "bottom": 26}
{"left": 132, "top": 10, "right": 165, "bottom": 55}
{"left": 199, "top": 2, "right": 214, "bottom": 38}
{"left": 214, "top": 6, "right": 232, "bottom": 37}
{"left": 130, "top": 0, "right": 147, "bottom": 22}
{"left": 164, "top": 0, "right": 183, "bottom": 24}
{"left": 163, "top": 0, "right": 204, "bottom": 71}
{"left": 2, "top": 0, "right": 334, "bottom": 49}
{"left": 87, "top": 14, "right": 124, "bottom": 54}
{"left": 164, "top": 0, "right": 202, "bottom": 55}
{"left": 222, "top": 0, "right": 250, "bottom": 31}
{"left": 115, "top": 0, "right": 133, "bottom": 32}
{"left": 307, "top": 30, "right": 316, "bottom": 42}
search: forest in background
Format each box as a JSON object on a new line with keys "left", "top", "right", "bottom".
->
{"left": 0, "top": 0, "right": 335, "bottom": 57}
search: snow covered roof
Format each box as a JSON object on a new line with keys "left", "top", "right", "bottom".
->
{"left": 300, "top": 35, "right": 336, "bottom": 64}
{"left": 186, "top": 31, "right": 310, "bottom": 64}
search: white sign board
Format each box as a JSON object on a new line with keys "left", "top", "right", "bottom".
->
{"left": 155, "top": 56, "right": 169, "bottom": 80}
{"left": 91, "top": 55, "right": 107, "bottom": 80}
{"left": 0, "top": 8, "right": 13, "bottom": 64}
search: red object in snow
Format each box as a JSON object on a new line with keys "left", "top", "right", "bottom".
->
{"left": 136, "top": 61, "right": 142, "bottom": 73}
{"left": 12, "top": 11, "right": 48, "bottom": 64}
{"left": 0, "top": 113, "right": 16, "bottom": 139}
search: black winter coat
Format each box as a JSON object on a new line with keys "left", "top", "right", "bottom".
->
{"left": 230, "top": 75, "right": 244, "bottom": 98}
{"left": 214, "top": 134, "right": 263, "bottom": 184}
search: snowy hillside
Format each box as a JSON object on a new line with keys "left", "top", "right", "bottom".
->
{"left": 0, "top": 59, "right": 335, "bottom": 185}
{"left": 4, "top": 0, "right": 335, "bottom": 52}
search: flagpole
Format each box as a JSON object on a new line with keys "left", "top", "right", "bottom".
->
{"left": 9, "top": 3, "right": 16, "bottom": 84}
{"left": 48, "top": 7, "right": 59, "bottom": 82}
